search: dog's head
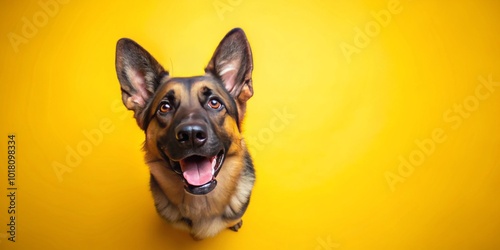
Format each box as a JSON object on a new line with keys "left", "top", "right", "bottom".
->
{"left": 115, "top": 28, "right": 253, "bottom": 195}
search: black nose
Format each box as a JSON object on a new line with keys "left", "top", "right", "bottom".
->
{"left": 175, "top": 123, "right": 207, "bottom": 148}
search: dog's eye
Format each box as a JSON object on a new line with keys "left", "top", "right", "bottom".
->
{"left": 208, "top": 98, "right": 223, "bottom": 110}
{"left": 158, "top": 101, "right": 172, "bottom": 113}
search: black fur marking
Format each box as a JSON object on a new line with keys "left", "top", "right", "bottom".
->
{"left": 243, "top": 150, "right": 255, "bottom": 178}
{"left": 180, "top": 217, "right": 193, "bottom": 228}
{"left": 222, "top": 196, "right": 251, "bottom": 221}
{"left": 229, "top": 220, "right": 242, "bottom": 232}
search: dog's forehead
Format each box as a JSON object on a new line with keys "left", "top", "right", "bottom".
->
{"left": 154, "top": 76, "right": 225, "bottom": 99}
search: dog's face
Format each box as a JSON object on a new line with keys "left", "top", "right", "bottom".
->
{"left": 145, "top": 77, "right": 240, "bottom": 195}
{"left": 115, "top": 29, "right": 253, "bottom": 195}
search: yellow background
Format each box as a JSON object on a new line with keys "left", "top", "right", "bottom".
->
{"left": 1, "top": 0, "right": 500, "bottom": 249}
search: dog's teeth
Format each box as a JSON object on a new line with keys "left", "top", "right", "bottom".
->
{"left": 211, "top": 157, "right": 217, "bottom": 173}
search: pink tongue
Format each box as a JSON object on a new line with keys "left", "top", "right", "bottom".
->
{"left": 180, "top": 157, "right": 214, "bottom": 186}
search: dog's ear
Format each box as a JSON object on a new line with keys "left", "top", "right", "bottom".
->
{"left": 115, "top": 38, "right": 168, "bottom": 129}
{"left": 205, "top": 28, "right": 253, "bottom": 122}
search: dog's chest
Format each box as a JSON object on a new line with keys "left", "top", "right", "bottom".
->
{"left": 178, "top": 190, "right": 229, "bottom": 219}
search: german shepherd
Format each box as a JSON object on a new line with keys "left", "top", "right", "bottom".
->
{"left": 115, "top": 28, "right": 255, "bottom": 240}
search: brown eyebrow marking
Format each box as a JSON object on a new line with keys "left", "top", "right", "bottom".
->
{"left": 148, "top": 82, "right": 183, "bottom": 117}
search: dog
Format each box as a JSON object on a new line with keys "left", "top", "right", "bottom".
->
{"left": 114, "top": 28, "right": 255, "bottom": 240}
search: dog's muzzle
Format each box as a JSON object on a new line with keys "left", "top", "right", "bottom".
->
{"left": 160, "top": 147, "right": 225, "bottom": 195}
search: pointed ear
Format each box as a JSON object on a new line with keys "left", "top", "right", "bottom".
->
{"left": 115, "top": 38, "right": 168, "bottom": 129}
{"left": 205, "top": 28, "right": 253, "bottom": 121}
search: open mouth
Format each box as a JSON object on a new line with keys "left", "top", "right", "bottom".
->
{"left": 169, "top": 150, "right": 225, "bottom": 195}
